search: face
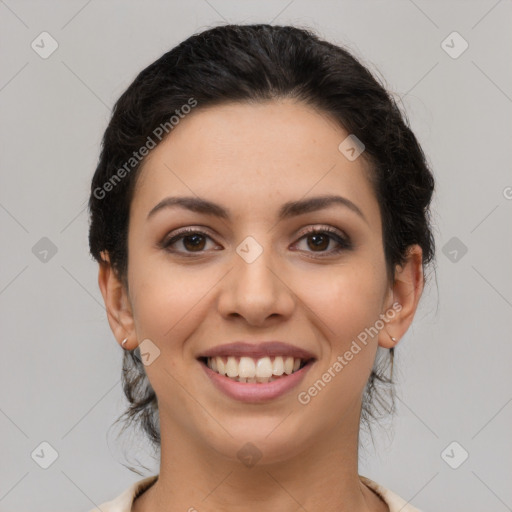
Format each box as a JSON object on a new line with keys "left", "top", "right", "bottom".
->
{"left": 101, "top": 99, "right": 419, "bottom": 465}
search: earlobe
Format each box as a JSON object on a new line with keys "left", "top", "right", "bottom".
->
{"left": 97, "top": 251, "right": 136, "bottom": 349}
{"left": 378, "top": 245, "right": 424, "bottom": 349}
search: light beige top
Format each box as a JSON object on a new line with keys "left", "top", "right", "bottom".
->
{"left": 88, "top": 474, "right": 421, "bottom": 511}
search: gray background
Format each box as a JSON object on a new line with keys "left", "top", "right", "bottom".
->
{"left": 1, "top": 1, "right": 511, "bottom": 511}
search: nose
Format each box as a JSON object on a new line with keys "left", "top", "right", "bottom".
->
{"left": 216, "top": 241, "right": 295, "bottom": 326}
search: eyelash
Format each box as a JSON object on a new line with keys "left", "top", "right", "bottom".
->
{"left": 160, "top": 225, "right": 352, "bottom": 258}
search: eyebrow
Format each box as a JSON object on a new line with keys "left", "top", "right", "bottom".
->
{"left": 147, "top": 194, "right": 368, "bottom": 225}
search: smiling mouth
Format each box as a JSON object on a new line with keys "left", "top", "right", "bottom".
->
{"left": 198, "top": 355, "right": 313, "bottom": 383}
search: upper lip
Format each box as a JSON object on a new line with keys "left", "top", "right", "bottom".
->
{"left": 197, "top": 341, "right": 316, "bottom": 361}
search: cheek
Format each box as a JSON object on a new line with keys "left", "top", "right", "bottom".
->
{"left": 127, "top": 261, "right": 215, "bottom": 416}
{"left": 299, "top": 261, "right": 387, "bottom": 345}
{"left": 129, "top": 257, "right": 213, "bottom": 349}
{"left": 293, "top": 266, "right": 385, "bottom": 424}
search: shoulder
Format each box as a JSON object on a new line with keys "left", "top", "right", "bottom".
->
{"left": 360, "top": 475, "right": 423, "bottom": 512}
{"left": 86, "top": 474, "right": 419, "bottom": 512}
{"left": 87, "top": 475, "right": 158, "bottom": 512}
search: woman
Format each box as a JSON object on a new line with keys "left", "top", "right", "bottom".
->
{"left": 88, "top": 23, "right": 435, "bottom": 512}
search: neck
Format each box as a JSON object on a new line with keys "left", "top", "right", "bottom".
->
{"left": 132, "top": 407, "right": 389, "bottom": 512}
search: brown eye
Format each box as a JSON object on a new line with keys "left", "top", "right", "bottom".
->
{"left": 306, "top": 232, "right": 330, "bottom": 251}
{"left": 181, "top": 234, "right": 206, "bottom": 251}
{"left": 162, "top": 229, "right": 217, "bottom": 255}
{"left": 294, "top": 226, "right": 353, "bottom": 256}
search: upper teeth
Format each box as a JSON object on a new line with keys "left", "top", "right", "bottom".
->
{"left": 207, "top": 356, "right": 302, "bottom": 381}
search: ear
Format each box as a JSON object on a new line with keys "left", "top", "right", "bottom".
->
{"left": 97, "top": 251, "right": 136, "bottom": 350}
{"left": 378, "top": 244, "right": 424, "bottom": 349}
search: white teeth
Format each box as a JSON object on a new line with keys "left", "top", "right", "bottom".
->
{"left": 217, "top": 357, "right": 226, "bottom": 376}
{"left": 284, "top": 356, "right": 294, "bottom": 375}
{"left": 239, "top": 357, "right": 256, "bottom": 378}
{"left": 272, "top": 356, "right": 284, "bottom": 376}
{"left": 256, "top": 357, "right": 273, "bottom": 378}
{"left": 226, "top": 356, "right": 238, "bottom": 378}
{"left": 206, "top": 355, "right": 306, "bottom": 382}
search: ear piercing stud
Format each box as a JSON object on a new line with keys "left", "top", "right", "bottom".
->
{"left": 386, "top": 329, "right": 397, "bottom": 342}
{"left": 122, "top": 338, "right": 128, "bottom": 348}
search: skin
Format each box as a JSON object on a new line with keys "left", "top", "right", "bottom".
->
{"left": 98, "top": 99, "right": 424, "bottom": 512}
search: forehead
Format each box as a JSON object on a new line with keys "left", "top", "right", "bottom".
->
{"left": 131, "top": 100, "right": 380, "bottom": 228}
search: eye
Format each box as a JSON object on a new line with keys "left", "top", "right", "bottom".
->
{"left": 161, "top": 228, "right": 219, "bottom": 255}
{"left": 160, "top": 225, "right": 352, "bottom": 257}
{"left": 293, "top": 226, "right": 352, "bottom": 256}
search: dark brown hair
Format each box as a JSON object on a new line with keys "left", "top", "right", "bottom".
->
{"left": 88, "top": 23, "right": 436, "bottom": 456}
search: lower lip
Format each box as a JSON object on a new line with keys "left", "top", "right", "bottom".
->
{"left": 199, "top": 359, "right": 315, "bottom": 403}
